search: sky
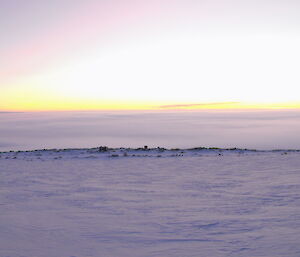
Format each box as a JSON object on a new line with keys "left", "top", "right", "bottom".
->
{"left": 1, "top": 110, "right": 300, "bottom": 151}
{"left": 1, "top": 0, "right": 300, "bottom": 111}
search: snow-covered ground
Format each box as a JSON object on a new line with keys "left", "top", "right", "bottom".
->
{"left": 1, "top": 148, "right": 300, "bottom": 257}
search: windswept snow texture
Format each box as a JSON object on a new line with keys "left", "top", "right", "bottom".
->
{"left": 1, "top": 149, "right": 300, "bottom": 257}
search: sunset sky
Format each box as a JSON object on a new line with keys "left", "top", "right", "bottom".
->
{"left": 1, "top": 0, "right": 300, "bottom": 111}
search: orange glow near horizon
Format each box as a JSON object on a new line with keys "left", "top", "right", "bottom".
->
{"left": 2, "top": 98, "right": 300, "bottom": 112}
{"left": 1, "top": 1, "right": 299, "bottom": 112}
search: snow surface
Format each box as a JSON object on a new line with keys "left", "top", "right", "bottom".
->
{"left": 1, "top": 148, "right": 300, "bottom": 257}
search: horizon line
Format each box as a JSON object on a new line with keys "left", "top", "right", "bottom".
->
{"left": 1, "top": 146, "right": 300, "bottom": 154}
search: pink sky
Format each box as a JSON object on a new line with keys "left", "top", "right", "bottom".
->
{"left": 1, "top": 1, "right": 186, "bottom": 80}
{"left": 1, "top": 0, "right": 300, "bottom": 110}
{"left": 2, "top": 0, "right": 299, "bottom": 80}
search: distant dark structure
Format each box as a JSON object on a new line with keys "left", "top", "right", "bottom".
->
{"left": 98, "top": 146, "right": 108, "bottom": 152}
{"left": 144, "top": 145, "right": 148, "bottom": 150}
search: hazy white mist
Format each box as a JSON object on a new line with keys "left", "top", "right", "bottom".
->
{"left": 1, "top": 110, "right": 300, "bottom": 151}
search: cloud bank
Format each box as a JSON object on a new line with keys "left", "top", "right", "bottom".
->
{"left": 1, "top": 110, "right": 300, "bottom": 151}
{"left": 159, "top": 102, "right": 239, "bottom": 109}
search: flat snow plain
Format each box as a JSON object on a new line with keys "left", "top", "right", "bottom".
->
{"left": 1, "top": 148, "right": 300, "bottom": 257}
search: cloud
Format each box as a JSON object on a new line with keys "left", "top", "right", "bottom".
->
{"left": 158, "top": 102, "right": 239, "bottom": 109}
{"left": 1, "top": 110, "right": 300, "bottom": 151}
{"left": 0, "top": 142, "right": 15, "bottom": 147}
{"left": 0, "top": 112, "right": 23, "bottom": 114}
